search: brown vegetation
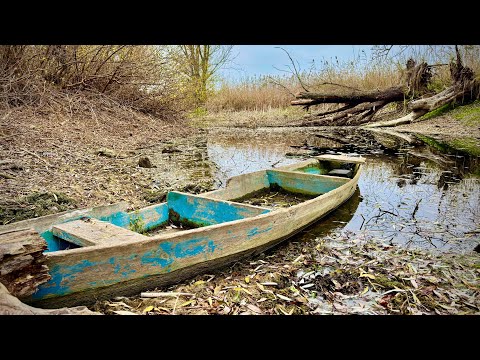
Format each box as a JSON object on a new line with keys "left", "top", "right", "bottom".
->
{"left": 0, "top": 45, "right": 189, "bottom": 117}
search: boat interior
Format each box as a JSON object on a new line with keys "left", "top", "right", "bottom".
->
{"left": 27, "top": 157, "right": 362, "bottom": 253}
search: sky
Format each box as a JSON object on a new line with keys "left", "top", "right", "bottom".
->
{"left": 220, "top": 45, "right": 374, "bottom": 82}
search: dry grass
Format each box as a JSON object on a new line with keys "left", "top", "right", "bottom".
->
{"left": 190, "top": 107, "right": 308, "bottom": 128}
{"left": 203, "top": 46, "right": 480, "bottom": 123}
{"left": 206, "top": 75, "right": 299, "bottom": 112}
{"left": 0, "top": 45, "right": 188, "bottom": 118}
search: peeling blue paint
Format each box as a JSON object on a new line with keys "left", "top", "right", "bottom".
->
{"left": 167, "top": 192, "right": 269, "bottom": 227}
{"left": 121, "top": 264, "right": 136, "bottom": 277}
{"left": 247, "top": 226, "right": 273, "bottom": 238}
{"left": 141, "top": 246, "right": 174, "bottom": 268}
{"left": 174, "top": 238, "right": 217, "bottom": 258}
{"left": 100, "top": 211, "right": 131, "bottom": 228}
{"left": 32, "top": 259, "right": 98, "bottom": 299}
{"left": 267, "top": 170, "right": 347, "bottom": 195}
{"left": 114, "top": 263, "right": 121, "bottom": 274}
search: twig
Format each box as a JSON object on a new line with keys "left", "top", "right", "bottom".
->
{"left": 275, "top": 47, "right": 309, "bottom": 92}
{"left": 21, "top": 148, "right": 52, "bottom": 167}
{"left": 172, "top": 295, "right": 179, "bottom": 315}
{"left": 266, "top": 76, "right": 296, "bottom": 97}
{"left": 316, "top": 82, "right": 361, "bottom": 92}
{"left": 0, "top": 172, "right": 15, "bottom": 179}
{"left": 140, "top": 292, "right": 195, "bottom": 298}
{"left": 412, "top": 199, "right": 422, "bottom": 219}
{"left": 379, "top": 208, "right": 398, "bottom": 217}
{"left": 359, "top": 214, "right": 365, "bottom": 230}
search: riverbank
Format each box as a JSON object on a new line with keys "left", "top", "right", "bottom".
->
{"left": 1, "top": 101, "right": 479, "bottom": 315}
{"left": 0, "top": 105, "right": 216, "bottom": 225}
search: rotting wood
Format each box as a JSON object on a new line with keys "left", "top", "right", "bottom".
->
{"left": 0, "top": 283, "right": 99, "bottom": 315}
{"left": 0, "top": 229, "right": 51, "bottom": 297}
{"left": 291, "top": 49, "right": 478, "bottom": 127}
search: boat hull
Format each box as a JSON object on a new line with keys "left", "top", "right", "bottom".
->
{"left": 1, "top": 156, "right": 363, "bottom": 308}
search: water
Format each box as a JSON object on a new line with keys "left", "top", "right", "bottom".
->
{"left": 206, "top": 128, "right": 480, "bottom": 254}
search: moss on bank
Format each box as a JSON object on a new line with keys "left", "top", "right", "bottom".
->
{"left": 0, "top": 192, "right": 76, "bottom": 224}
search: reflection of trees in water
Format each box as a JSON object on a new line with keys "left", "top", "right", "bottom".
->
{"left": 358, "top": 158, "right": 480, "bottom": 252}
{"left": 207, "top": 128, "right": 480, "bottom": 252}
{"left": 297, "top": 187, "right": 362, "bottom": 241}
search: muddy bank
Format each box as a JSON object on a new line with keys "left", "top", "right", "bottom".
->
{"left": 0, "top": 106, "right": 216, "bottom": 224}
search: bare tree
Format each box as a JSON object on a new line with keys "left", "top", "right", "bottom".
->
{"left": 289, "top": 46, "right": 479, "bottom": 127}
{"left": 173, "top": 45, "right": 234, "bottom": 107}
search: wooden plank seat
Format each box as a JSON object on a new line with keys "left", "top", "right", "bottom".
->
{"left": 327, "top": 169, "right": 353, "bottom": 177}
{"left": 52, "top": 218, "right": 148, "bottom": 247}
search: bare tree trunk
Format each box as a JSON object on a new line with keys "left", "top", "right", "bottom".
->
{"left": 290, "top": 50, "right": 478, "bottom": 128}
{"left": 292, "top": 86, "right": 405, "bottom": 106}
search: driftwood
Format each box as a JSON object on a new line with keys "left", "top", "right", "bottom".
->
{"left": 291, "top": 86, "right": 405, "bottom": 107}
{"left": 292, "top": 47, "right": 479, "bottom": 128}
{"left": 0, "top": 283, "right": 100, "bottom": 315}
{"left": 0, "top": 229, "right": 51, "bottom": 298}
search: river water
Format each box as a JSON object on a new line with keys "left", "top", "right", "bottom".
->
{"left": 206, "top": 127, "right": 480, "bottom": 254}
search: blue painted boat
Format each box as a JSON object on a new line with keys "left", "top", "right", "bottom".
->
{"left": 0, "top": 154, "right": 364, "bottom": 308}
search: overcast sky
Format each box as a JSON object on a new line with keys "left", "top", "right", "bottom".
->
{"left": 220, "top": 45, "right": 374, "bottom": 82}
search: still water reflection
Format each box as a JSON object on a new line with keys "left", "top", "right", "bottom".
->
{"left": 207, "top": 129, "right": 480, "bottom": 253}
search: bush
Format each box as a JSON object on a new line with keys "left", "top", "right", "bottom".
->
{"left": 0, "top": 45, "right": 188, "bottom": 118}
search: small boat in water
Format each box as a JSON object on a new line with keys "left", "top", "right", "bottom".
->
{"left": 0, "top": 154, "right": 365, "bottom": 308}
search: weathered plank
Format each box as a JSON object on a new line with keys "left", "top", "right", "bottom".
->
{"left": 0, "top": 202, "right": 131, "bottom": 252}
{"left": 266, "top": 170, "right": 349, "bottom": 195}
{"left": 316, "top": 154, "right": 366, "bottom": 164}
{"left": 52, "top": 218, "right": 148, "bottom": 247}
{"left": 203, "top": 170, "right": 270, "bottom": 200}
{"left": 167, "top": 191, "right": 271, "bottom": 227}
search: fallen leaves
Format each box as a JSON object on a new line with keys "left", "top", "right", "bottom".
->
{"left": 92, "top": 231, "right": 480, "bottom": 316}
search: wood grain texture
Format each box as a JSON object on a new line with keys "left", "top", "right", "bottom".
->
{"left": 0, "top": 229, "right": 51, "bottom": 297}
{"left": 53, "top": 219, "right": 148, "bottom": 247}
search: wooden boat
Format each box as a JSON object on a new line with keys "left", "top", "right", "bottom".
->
{"left": 0, "top": 154, "right": 365, "bottom": 308}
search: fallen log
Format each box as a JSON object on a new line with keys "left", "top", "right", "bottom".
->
{"left": 365, "top": 55, "right": 479, "bottom": 128}
{"left": 291, "top": 49, "right": 478, "bottom": 128}
{"left": 292, "top": 86, "right": 405, "bottom": 106}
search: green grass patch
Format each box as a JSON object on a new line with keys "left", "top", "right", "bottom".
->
{"left": 418, "top": 103, "right": 455, "bottom": 121}
{"left": 447, "top": 137, "right": 480, "bottom": 157}
{"left": 450, "top": 100, "right": 480, "bottom": 126}
{"left": 416, "top": 133, "right": 480, "bottom": 158}
{"left": 418, "top": 100, "right": 480, "bottom": 125}
{"left": 129, "top": 211, "right": 146, "bottom": 233}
